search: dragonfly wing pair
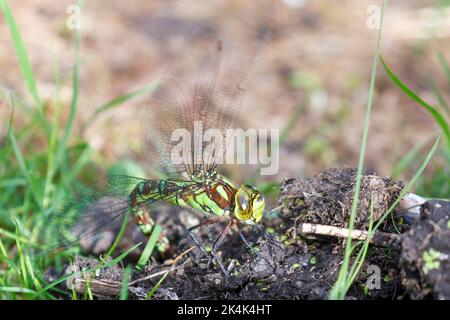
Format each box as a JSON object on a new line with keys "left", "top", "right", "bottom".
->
{"left": 43, "top": 3, "right": 271, "bottom": 257}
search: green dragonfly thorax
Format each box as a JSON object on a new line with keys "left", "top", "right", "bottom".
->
{"left": 193, "top": 171, "right": 266, "bottom": 225}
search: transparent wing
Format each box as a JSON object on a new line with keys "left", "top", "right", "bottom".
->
{"left": 141, "top": 1, "right": 271, "bottom": 178}
{"left": 141, "top": 29, "right": 222, "bottom": 177}
{"left": 40, "top": 175, "right": 196, "bottom": 255}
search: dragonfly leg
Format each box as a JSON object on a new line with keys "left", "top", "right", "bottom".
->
{"left": 209, "top": 223, "right": 232, "bottom": 270}
{"left": 187, "top": 229, "right": 209, "bottom": 257}
{"left": 240, "top": 225, "right": 279, "bottom": 273}
{"left": 252, "top": 224, "right": 284, "bottom": 249}
{"left": 187, "top": 217, "right": 227, "bottom": 274}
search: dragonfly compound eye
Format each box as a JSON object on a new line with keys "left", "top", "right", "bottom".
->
{"left": 250, "top": 193, "right": 265, "bottom": 223}
{"left": 234, "top": 187, "right": 252, "bottom": 221}
{"left": 234, "top": 185, "right": 265, "bottom": 223}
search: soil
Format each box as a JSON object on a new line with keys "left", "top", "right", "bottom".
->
{"left": 45, "top": 168, "right": 450, "bottom": 300}
{"left": 278, "top": 168, "right": 404, "bottom": 229}
{"left": 399, "top": 200, "right": 450, "bottom": 299}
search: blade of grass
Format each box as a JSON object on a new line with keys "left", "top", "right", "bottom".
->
{"left": 136, "top": 224, "right": 163, "bottom": 271}
{"left": 0, "top": 227, "right": 31, "bottom": 244}
{"left": 437, "top": 50, "right": 450, "bottom": 90}
{"left": 279, "top": 103, "right": 306, "bottom": 145}
{"left": 71, "top": 285, "right": 77, "bottom": 300}
{"left": 390, "top": 133, "right": 434, "bottom": 178}
{"left": 1, "top": 251, "right": 20, "bottom": 275}
{"left": 329, "top": 0, "right": 385, "bottom": 300}
{"left": 53, "top": 144, "right": 92, "bottom": 203}
{"left": 120, "top": 265, "right": 132, "bottom": 300}
{"left": 8, "top": 124, "right": 44, "bottom": 212}
{"left": 0, "top": 0, "right": 48, "bottom": 134}
{"left": 43, "top": 45, "right": 64, "bottom": 208}
{"left": 345, "top": 196, "right": 375, "bottom": 291}
{"left": 25, "top": 253, "right": 42, "bottom": 291}
{"left": 346, "top": 136, "right": 440, "bottom": 295}
{"left": 104, "top": 211, "right": 130, "bottom": 259}
{"left": 429, "top": 76, "right": 449, "bottom": 116}
{"left": 372, "top": 136, "right": 440, "bottom": 235}
{"left": 0, "top": 178, "right": 26, "bottom": 188}
{"left": 82, "top": 277, "right": 93, "bottom": 300}
{"left": 15, "top": 228, "right": 29, "bottom": 288}
{"left": 0, "top": 238, "right": 7, "bottom": 257}
{"left": 0, "top": 286, "right": 37, "bottom": 294}
{"left": 4, "top": 73, "right": 44, "bottom": 213}
{"left": 49, "top": 0, "right": 84, "bottom": 188}
{"left": 258, "top": 181, "right": 279, "bottom": 195}
{"left": 145, "top": 271, "right": 169, "bottom": 300}
{"left": 380, "top": 56, "right": 450, "bottom": 148}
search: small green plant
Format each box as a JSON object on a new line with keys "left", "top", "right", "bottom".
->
{"left": 422, "top": 248, "right": 446, "bottom": 274}
{"left": 362, "top": 284, "right": 371, "bottom": 298}
{"left": 383, "top": 274, "right": 392, "bottom": 283}
{"left": 309, "top": 256, "right": 318, "bottom": 265}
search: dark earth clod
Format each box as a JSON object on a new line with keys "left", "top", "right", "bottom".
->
{"left": 278, "top": 168, "right": 404, "bottom": 229}
{"left": 399, "top": 200, "right": 450, "bottom": 299}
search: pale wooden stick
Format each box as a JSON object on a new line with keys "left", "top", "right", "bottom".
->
{"left": 72, "top": 262, "right": 187, "bottom": 297}
{"left": 128, "top": 263, "right": 185, "bottom": 286}
{"left": 298, "top": 223, "right": 400, "bottom": 246}
{"left": 163, "top": 246, "right": 196, "bottom": 266}
{"left": 70, "top": 246, "right": 194, "bottom": 297}
{"left": 73, "top": 278, "right": 121, "bottom": 297}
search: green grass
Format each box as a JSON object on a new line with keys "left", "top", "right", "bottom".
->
{"left": 136, "top": 224, "right": 163, "bottom": 271}
{"left": 329, "top": 0, "right": 386, "bottom": 299}
{"left": 329, "top": 0, "right": 448, "bottom": 299}
{"left": 0, "top": 0, "right": 159, "bottom": 299}
{"left": 380, "top": 56, "right": 450, "bottom": 148}
{"left": 145, "top": 270, "right": 170, "bottom": 300}
{"left": 382, "top": 50, "right": 450, "bottom": 199}
{"left": 0, "top": 0, "right": 46, "bottom": 133}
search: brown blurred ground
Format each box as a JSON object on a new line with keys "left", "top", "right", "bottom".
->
{"left": 0, "top": 0, "right": 448, "bottom": 186}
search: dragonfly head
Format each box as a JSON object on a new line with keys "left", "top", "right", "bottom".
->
{"left": 233, "top": 184, "right": 265, "bottom": 224}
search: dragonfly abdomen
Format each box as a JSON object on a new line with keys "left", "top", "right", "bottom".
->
{"left": 129, "top": 179, "right": 196, "bottom": 235}
{"left": 128, "top": 180, "right": 173, "bottom": 251}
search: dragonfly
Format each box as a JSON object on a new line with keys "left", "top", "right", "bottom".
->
{"left": 43, "top": 13, "right": 273, "bottom": 273}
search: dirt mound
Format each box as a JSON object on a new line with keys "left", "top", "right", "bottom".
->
{"left": 279, "top": 168, "right": 404, "bottom": 229}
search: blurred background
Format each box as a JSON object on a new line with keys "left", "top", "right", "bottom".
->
{"left": 0, "top": 0, "right": 449, "bottom": 202}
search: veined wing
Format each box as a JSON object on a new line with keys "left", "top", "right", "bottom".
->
{"left": 41, "top": 175, "right": 198, "bottom": 255}
{"left": 141, "top": 1, "right": 271, "bottom": 178}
